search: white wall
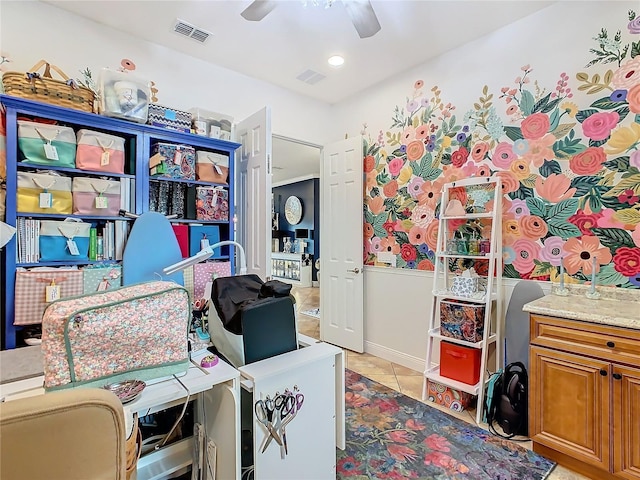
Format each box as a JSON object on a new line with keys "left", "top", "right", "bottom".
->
{"left": 335, "top": 0, "right": 636, "bottom": 368}
{"left": 0, "top": 0, "right": 335, "bottom": 146}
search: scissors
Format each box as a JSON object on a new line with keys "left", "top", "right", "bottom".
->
{"left": 255, "top": 397, "right": 282, "bottom": 451}
{"left": 278, "top": 390, "right": 305, "bottom": 455}
{"left": 262, "top": 393, "right": 296, "bottom": 454}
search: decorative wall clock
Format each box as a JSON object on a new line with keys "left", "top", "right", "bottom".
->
{"left": 284, "top": 195, "right": 303, "bottom": 225}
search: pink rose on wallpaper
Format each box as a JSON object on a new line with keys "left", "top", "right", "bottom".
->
{"left": 629, "top": 15, "right": 640, "bottom": 34}
{"left": 492, "top": 142, "right": 517, "bottom": 169}
{"left": 612, "top": 57, "right": 640, "bottom": 90}
{"left": 512, "top": 238, "right": 541, "bottom": 274}
{"left": 569, "top": 146, "right": 607, "bottom": 175}
{"left": 521, "top": 112, "right": 550, "bottom": 140}
{"left": 400, "top": 243, "right": 417, "bottom": 262}
{"left": 582, "top": 111, "right": 619, "bottom": 141}
{"left": 471, "top": 142, "right": 489, "bottom": 161}
{"left": 388, "top": 157, "right": 404, "bottom": 176}
{"left": 613, "top": 247, "right": 640, "bottom": 277}
{"left": 569, "top": 209, "right": 602, "bottom": 236}
{"left": 407, "top": 140, "right": 425, "bottom": 161}
{"left": 383, "top": 179, "right": 399, "bottom": 197}
{"left": 627, "top": 84, "right": 640, "bottom": 114}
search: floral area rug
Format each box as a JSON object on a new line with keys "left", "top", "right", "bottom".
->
{"left": 337, "top": 370, "right": 555, "bottom": 480}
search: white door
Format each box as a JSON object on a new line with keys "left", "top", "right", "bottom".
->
{"left": 320, "top": 136, "right": 364, "bottom": 352}
{"left": 236, "top": 107, "right": 272, "bottom": 280}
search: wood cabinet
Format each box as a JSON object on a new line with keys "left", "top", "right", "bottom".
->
{"left": 529, "top": 314, "right": 640, "bottom": 480}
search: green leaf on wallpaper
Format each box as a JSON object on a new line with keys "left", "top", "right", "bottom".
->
{"left": 531, "top": 260, "right": 554, "bottom": 278}
{"left": 615, "top": 106, "right": 630, "bottom": 122}
{"left": 526, "top": 197, "right": 548, "bottom": 218}
{"left": 589, "top": 97, "right": 626, "bottom": 110}
{"left": 631, "top": 40, "right": 640, "bottom": 58}
{"left": 393, "top": 231, "right": 409, "bottom": 245}
{"left": 396, "top": 257, "right": 407, "bottom": 269}
{"left": 364, "top": 209, "right": 374, "bottom": 225}
{"left": 551, "top": 123, "right": 577, "bottom": 139}
{"left": 521, "top": 174, "right": 539, "bottom": 189}
{"left": 602, "top": 173, "right": 640, "bottom": 197}
{"left": 548, "top": 199, "right": 579, "bottom": 221}
{"left": 376, "top": 171, "right": 390, "bottom": 185}
{"left": 549, "top": 108, "right": 561, "bottom": 131}
{"left": 596, "top": 263, "right": 629, "bottom": 286}
{"left": 423, "top": 167, "right": 442, "bottom": 181}
{"left": 503, "top": 264, "right": 520, "bottom": 279}
{"left": 520, "top": 90, "right": 535, "bottom": 116}
{"left": 591, "top": 227, "right": 636, "bottom": 250}
{"left": 440, "top": 153, "right": 452, "bottom": 166}
{"left": 532, "top": 93, "right": 551, "bottom": 114}
{"left": 613, "top": 208, "right": 640, "bottom": 225}
{"left": 581, "top": 189, "right": 603, "bottom": 213}
{"left": 391, "top": 148, "right": 405, "bottom": 158}
{"left": 571, "top": 175, "right": 604, "bottom": 196}
{"left": 553, "top": 133, "right": 586, "bottom": 159}
{"left": 373, "top": 214, "right": 388, "bottom": 238}
{"left": 547, "top": 220, "right": 581, "bottom": 239}
{"left": 509, "top": 185, "right": 534, "bottom": 200}
{"left": 503, "top": 126, "right": 523, "bottom": 142}
{"left": 541, "top": 98, "right": 561, "bottom": 114}
{"left": 539, "top": 160, "right": 562, "bottom": 178}
{"left": 370, "top": 187, "right": 380, "bottom": 197}
{"left": 636, "top": 114, "right": 640, "bottom": 123}
{"left": 603, "top": 156, "right": 630, "bottom": 172}
{"left": 575, "top": 108, "right": 598, "bottom": 123}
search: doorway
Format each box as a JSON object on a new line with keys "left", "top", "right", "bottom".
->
{"left": 271, "top": 135, "right": 321, "bottom": 339}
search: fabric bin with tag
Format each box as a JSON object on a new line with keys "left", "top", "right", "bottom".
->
{"left": 189, "top": 225, "right": 220, "bottom": 257}
{"left": 196, "top": 151, "right": 229, "bottom": 184}
{"left": 18, "top": 120, "right": 76, "bottom": 168}
{"left": 72, "top": 177, "right": 121, "bottom": 216}
{"left": 39, "top": 219, "right": 91, "bottom": 261}
{"left": 75, "top": 129, "right": 126, "bottom": 174}
{"left": 149, "top": 142, "right": 195, "bottom": 180}
{"left": 194, "top": 261, "right": 231, "bottom": 300}
{"left": 147, "top": 104, "right": 192, "bottom": 132}
{"left": 14, "top": 267, "right": 83, "bottom": 325}
{"left": 82, "top": 265, "right": 122, "bottom": 294}
{"left": 440, "top": 341, "right": 482, "bottom": 385}
{"left": 439, "top": 299, "right": 485, "bottom": 343}
{"left": 17, "top": 172, "right": 72, "bottom": 214}
{"left": 41, "top": 281, "right": 190, "bottom": 390}
{"left": 196, "top": 187, "right": 229, "bottom": 221}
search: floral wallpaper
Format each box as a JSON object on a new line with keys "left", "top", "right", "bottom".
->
{"left": 363, "top": 10, "right": 640, "bottom": 288}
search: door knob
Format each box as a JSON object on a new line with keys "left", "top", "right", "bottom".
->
{"left": 347, "top": 268, "right": 360, "bottom": 274}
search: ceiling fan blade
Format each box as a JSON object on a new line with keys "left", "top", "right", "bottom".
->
{"left": 241, "top": 0, "right": 278, "bottom": 21}
{"left": 342, "top": 0, "right": 381, "bottom": 39}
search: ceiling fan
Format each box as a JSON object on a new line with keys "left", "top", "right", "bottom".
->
{"left": 240, "top": 0, "right": 382, "bottom": 39}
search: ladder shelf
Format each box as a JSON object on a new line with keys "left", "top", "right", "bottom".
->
{"left": 421, "top": 177, "right": 503, "bottom": 425}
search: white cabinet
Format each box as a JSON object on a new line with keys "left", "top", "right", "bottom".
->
{"left": 421, "top": 177, "right": 503, "bottom": 424}
{"left": 271, "top": 252, "right": 312, "bottom": 287}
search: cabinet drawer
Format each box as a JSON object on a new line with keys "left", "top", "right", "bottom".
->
{"left": 530, "top": 314, "right": 640, "bottom": 366}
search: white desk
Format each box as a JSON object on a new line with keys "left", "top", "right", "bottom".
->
{"left": 0, "top": 350, "right": 241, "bottom": 480}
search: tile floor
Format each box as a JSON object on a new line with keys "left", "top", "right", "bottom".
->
{"left": 291, "top": 286, "right": 591, "bottom": 480}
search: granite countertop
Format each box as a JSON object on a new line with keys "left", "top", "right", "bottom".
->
{"left": 523, "top": 284, "right": 640, "bottom": 330}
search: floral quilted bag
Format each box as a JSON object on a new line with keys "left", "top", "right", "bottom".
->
{"left": 41, "top": 281, "right": 190, "bottom": 390}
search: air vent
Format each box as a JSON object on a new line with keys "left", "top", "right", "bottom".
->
{"left": 296, "top": 69, "right": 326, "bottom": 85}
{"left": 174, "top": 19, "right": 211, "bottom": 43}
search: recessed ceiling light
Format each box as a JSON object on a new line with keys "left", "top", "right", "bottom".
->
{"left": 328, "top": 55, "right": 345, "bottom": 67}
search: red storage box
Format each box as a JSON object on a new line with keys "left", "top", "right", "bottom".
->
{"left": 440, "top": 341, "right": 481, "bottom": 385}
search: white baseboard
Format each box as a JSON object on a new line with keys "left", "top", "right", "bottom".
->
{"left": 312, "top": 280, "right": 319, "bottom": 287}
{"left": 364, "top": 341, "right": 424, "bottom": 373}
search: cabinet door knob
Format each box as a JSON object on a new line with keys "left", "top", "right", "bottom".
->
{"left": 606, "top": 341, "right": 615, "bottom": 348}
{"left": 613, "top": 373, "right": 622, "bottom": 380}
{"left": 600, "top": 369, "right": 608, "bottom": 376}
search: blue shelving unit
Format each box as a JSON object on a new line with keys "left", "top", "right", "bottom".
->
{"left": 1, "top": 95, "right": 240, "bottom": 349}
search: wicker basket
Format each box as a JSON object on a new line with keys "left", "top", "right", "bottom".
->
{"left": 2, "top": 60, "right": 95, "bottom": 113}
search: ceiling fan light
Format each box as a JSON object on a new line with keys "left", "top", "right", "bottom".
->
{"left": 328, "top": 55, "right": 345, "bottom": 67}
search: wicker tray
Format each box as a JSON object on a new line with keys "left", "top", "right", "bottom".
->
{"left": 2, "top": 60, "right": 95, "bottom": 113}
